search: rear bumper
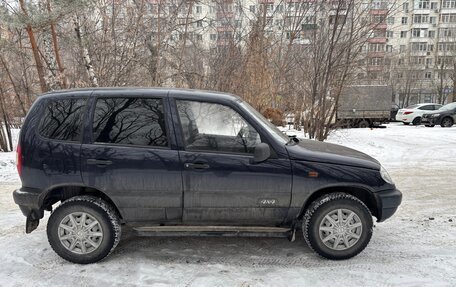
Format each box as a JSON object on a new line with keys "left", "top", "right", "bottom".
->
{"left": 13, "top": 187, "right": 43, "bottom": 220}
{"left": 374, "top": 188, "right": 402, "bottom": 222}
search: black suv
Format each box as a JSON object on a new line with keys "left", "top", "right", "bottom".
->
{"left": 421, "top": 102, "right": 456, "bottom": 127}
{"left": 13, "top": 88, "right": 402, "bottom": 264}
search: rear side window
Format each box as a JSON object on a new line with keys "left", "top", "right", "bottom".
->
{"left": 419, "top": 105, "right": 434, "bottom": 110}
{"left": 92, "top": 98, "right": 168, "bottom": 147}
{"left": 39, "top": 98, "right": 86, "bottom": 141}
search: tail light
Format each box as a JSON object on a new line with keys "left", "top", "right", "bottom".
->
{"left": 16, "top": 144, "right": 22, "bottom": 177}
{"left": 404, "top": 111, "right": 413, "bottom": 115}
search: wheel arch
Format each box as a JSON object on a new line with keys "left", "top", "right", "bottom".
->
{"left": 298, "top": 185, "right": 379, "bottom": 221}
{"left": 40, "top": 184, "right": 123, "bottom": 220}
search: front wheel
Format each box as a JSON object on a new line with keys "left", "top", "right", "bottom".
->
{"left": 47, "top": 196, "right": 121, "bottom": 264}
{"left": 441, "top": 117, "right": 454, "bottom": 128}
{"left": 303, "top": 193, "right": 373, "bottom": 260}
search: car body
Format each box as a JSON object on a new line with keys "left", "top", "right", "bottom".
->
{"left": 421, "top": 102, "right": 456, "bottom": 127}
{"left": 395, "top": 103, "right": 442, "bottom": 125}
{"left": 13, "top": 88, "right": 402, "bottom": 263}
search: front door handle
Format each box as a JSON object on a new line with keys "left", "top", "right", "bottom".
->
{"left": 87, "top": 159, "right": 113, "bottom": 166}
{"left": 184, "top": 162, "right": 210, "bottom": 170}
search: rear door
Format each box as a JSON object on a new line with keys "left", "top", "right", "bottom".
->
{"left": 80, "top": 93, "right": 183, "bottom": 223}
{"left": 172, "top": 99, "right": 292, "bottom": 225}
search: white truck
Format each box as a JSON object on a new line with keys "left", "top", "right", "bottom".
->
{"left": 337, "top": 85, "right": 393, "bottom": 128}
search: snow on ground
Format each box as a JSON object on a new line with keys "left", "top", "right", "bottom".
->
{"left": 0, "top": 129, "right": 20, "bottom": 183}
{"left": 0, "top": 123, "right": 455, "bottom": 286}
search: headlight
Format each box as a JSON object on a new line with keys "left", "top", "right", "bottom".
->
{"left": 380, "top": 166, "right": 394, "bottom": 184}
{"left": 431, "top": 113, "right": 440, "bottom": 117}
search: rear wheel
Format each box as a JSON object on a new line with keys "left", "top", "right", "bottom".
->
{"left": 441, "top": 117, "right": 454, "bottom": 128}
{"left": 358, "top": 120, "right": 370, "bottom": 128}
{"left": 47, "top": 196, "right": 121, "bottom": 264}
{"left": 412, "top": 117, "right": 421, "bottom": 125}
{"left": 303, "top": 193, "right": 373, "bottom": 260}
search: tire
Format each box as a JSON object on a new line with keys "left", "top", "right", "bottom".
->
{"left": 403, "top": 122, "right": 410, "bottom": 125}
{"left": 358, "top": 120, "right": 370, "bottom": 128}
{"left": 441, "top": 117, "right": 454, "bottom": 128}
{"left": 47, "top": 196, "right": 121, "bottom": 264}
{"left": 412, "top": 117, "right": 421, "bottom": 125}
{"left": 303, "top": 193, "right": 373, "bottom": 260}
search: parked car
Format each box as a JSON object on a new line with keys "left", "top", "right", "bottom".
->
{"left": 421, "top": 102, "right": 456, "bottom": 127}
{"left": 13, "top": 88, "right": 402, "bottom": 264}
{"left": 395, "top": 103, "right": 442, "bottom": 125}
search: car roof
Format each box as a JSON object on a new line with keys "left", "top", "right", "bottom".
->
{"left": 416, "top": 103, "right": 441, "bottom": 106}
{"left": 407, "top": 103, "right": 441, "bottom": 108}
{"left": 38, "top": 87, "right": 241, "bottom": 102}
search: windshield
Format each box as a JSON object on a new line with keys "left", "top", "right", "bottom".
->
{"left": 405, "top": 104, "right": 420, "bottom": 109}
{"left": 239, "top": 101, "right": 289, "bottom": 144}
{"left": 440, "top": 102, "right": 456, "bottom": 110}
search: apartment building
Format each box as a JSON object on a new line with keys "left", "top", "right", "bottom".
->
{"left": 146, "top": 0, "right": 455, "bottom": 104}
{"left": 384, "top": 0, "right": 456, "bottom": 104}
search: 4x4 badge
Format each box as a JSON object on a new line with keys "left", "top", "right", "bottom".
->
{"left": 259, "top": 199, "right": 277, "bottom": 206}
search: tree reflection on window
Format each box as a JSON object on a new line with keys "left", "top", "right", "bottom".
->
{"left": 93, "top": 98, "right": 167, "bottom": 147}
{"left": 39, "top": 98, "right": 86, "bottom": 141}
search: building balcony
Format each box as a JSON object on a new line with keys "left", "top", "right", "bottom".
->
{"left": 217, "top": 39, "right": 231, "bottom": 46}
{"left": 368, "top": 37, "right": 387, "bottom": 44}
{"left": 369, "top": 9, "right": 388, "bottom": 15}
{"left": 371, "top": 23, "right": 387, "bottom": 30}
{"left": 368, "top": 51, "right": 386, "bottom": 57}
{"left": 409, "top": 37, "right": 433, "bottom": 42}
{"left": 216, "top": 26, "right": 234, "bottom": 32}
{"left": 409, "top": 51, "right": 429, "bottom": 56}
{"left": 367, "top": 65, "right": 384, "bottom": 71}
{"left": 216, "top": 11, "right": 234, "bottom": 18}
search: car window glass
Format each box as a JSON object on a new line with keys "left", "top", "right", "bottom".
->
{"left": 39, "top": 98, "right": 86, "bottom": 141}
{"left": 441, "top": 102, "right": 456, "bottom": 110}
{"left": 419, "top": 105, "right": 434, "bottom": 110}
{"left": 92, "top": 98, "right": 168, "bottom": 147}
{"left": 433, "top": 105, "right": 442, "bottom": 110}
{"left": 176, "top": 100, "right": 261, "bottom": 154}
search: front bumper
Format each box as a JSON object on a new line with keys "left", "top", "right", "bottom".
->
{"left": 374, "top": 188, "right": 402, "bottom": 222}
{"left": 421, "top": 116, "right": 441, "bottom": 125}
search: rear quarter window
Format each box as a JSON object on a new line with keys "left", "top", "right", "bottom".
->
{"left": 38, "top": 98, "right": 86, "bottom": 141}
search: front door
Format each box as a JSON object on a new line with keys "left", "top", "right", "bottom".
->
{"left": 174, "top": 99, "right": 292, "bottom": 225}
{"left": 81, "top": 95, "right": 182, "bottom": 223}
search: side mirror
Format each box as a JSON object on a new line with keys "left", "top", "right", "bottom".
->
{"left": 252, "top": 143, "right": 271, "bottom": 164}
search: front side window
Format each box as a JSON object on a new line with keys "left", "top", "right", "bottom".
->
{"left": 176, "top": 100, "right": 261, "bottom": 154}
{"left": 92, "top": 98, "right": 167, "bottom": 147}
{"left": 39, "top": 98, "right": 86, "bottom": 141}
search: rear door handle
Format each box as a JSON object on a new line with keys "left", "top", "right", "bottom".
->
{"left": 184, "top": 162, "right": 210, "bottom": 170}
{"left": 87, "top": 159, "right": 113, "bottom": 166}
